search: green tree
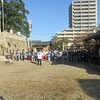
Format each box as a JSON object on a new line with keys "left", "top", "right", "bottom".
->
{"left": 0, "top": 0, "right": 30, "bottom": 37}
{"left": 51, "top": 36, "right": 62, "bottom": 49}
{"left": 60, "top": 37, "right": 69, "bottom": 50}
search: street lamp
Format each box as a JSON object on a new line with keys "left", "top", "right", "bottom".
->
{"left": 1, "top": 0, "right": 4, "bottom": 34}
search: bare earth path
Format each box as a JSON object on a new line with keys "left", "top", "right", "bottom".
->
{"left": 0, "top": 60, "right": 100, "bottom": 100}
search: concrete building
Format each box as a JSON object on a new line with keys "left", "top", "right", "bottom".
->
{"left": 55, "top": 0, "right": 98, "bottom": 49}
{"left": 69, "top": 0, "right": 97, "bottom": 31}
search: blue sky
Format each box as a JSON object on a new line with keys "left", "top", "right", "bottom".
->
{"left": 24, "top": 0, "right": 100, "bottom": 41}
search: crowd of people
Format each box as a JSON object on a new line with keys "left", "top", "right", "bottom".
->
{"left": 11, "top": 48, "right": 95, "bottom": 65}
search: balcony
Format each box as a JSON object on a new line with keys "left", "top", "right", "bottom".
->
{"left": 89, "top": 9, "right": 96, "bottom": 12}
{"left": 81, "top": 10, "right": 89, "bottom": 12}
{"left": 80, "top": 6, "right": 89, "bottom": 8}
{"left": 74, "top": 10, "right": 81, "bottom": 13}
{"left": 89, "top": 2, "right": 96, "bottom": 5}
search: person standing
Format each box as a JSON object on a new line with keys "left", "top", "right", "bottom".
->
{"left": 59, "top": 50, "right": 63, "bottom": 64}
{"left": 27, "top": 49, "right": 31, "bottom": 60}
{"left": 31, "top": 49, "right": 35, "bottom": 62}
{"left": 22, "top": 49, "right": 25, "bottom": 60}
{"left": 47, "top": 50, "right": 51, "bottom": 61}
{"left": 37, "top": 50, "right": 43, "bottom": 65}
{"left": 15, "top": 49, "right": 20, "bottom": 61}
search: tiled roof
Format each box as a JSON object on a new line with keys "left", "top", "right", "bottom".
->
{"left": 32, "top": 41, "right": 50, "bottom": 46}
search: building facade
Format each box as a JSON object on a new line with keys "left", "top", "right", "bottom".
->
{"left": 31, "top": 40, "right": 50, "bottom": 51}
{"left": 55, "top": 0, "right": 98, "bottom": 49}
{"left": 69, "top": 0, "right": 97, "bottom": 32}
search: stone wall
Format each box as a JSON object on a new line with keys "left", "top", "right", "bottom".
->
{"left": 0, "top": 31, "right": 30, "bottom": 56}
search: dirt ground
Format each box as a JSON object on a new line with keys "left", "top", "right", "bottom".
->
{"left": 0, "top": 60, "right": 100, "bottom": 100}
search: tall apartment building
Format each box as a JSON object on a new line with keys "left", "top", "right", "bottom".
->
{"left": 55, "top": 0, "right": 98, "bottom": 45}
{"left": 69, "top": 0, "right": 97, "bottom": 32}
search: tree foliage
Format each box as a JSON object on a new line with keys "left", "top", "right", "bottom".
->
{"left": 51, "top": 36, "right": 62, "bottom": 49}
{"left": 0, "top": 0, "right": 30, "bottom": 37}
{"left": 51, "top": 36, "right": 70, "bottom": 50}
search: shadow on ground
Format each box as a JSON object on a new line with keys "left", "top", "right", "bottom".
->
{"left": 77, "top": 79, "right": 100, "bottom": 100}
{"left": 51, "top": 60, "right": 100, "bottom": 75}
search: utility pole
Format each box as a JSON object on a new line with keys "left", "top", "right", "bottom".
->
{"left": 1, "top": 0, "right": 5, "bottom": 56}
{"left": 1, "top": 0, "right": 4, "bottom": 35}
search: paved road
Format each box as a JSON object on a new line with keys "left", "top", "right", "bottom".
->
{"left": 0, "top": 60, "right": 100, "bottom": 100}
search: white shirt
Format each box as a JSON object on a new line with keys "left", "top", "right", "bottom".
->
{"left": 59, "top": 52, "right": 63, "bottom": 57}
{"left": 37, "top": 52, "right": 43, "bottom": 59}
